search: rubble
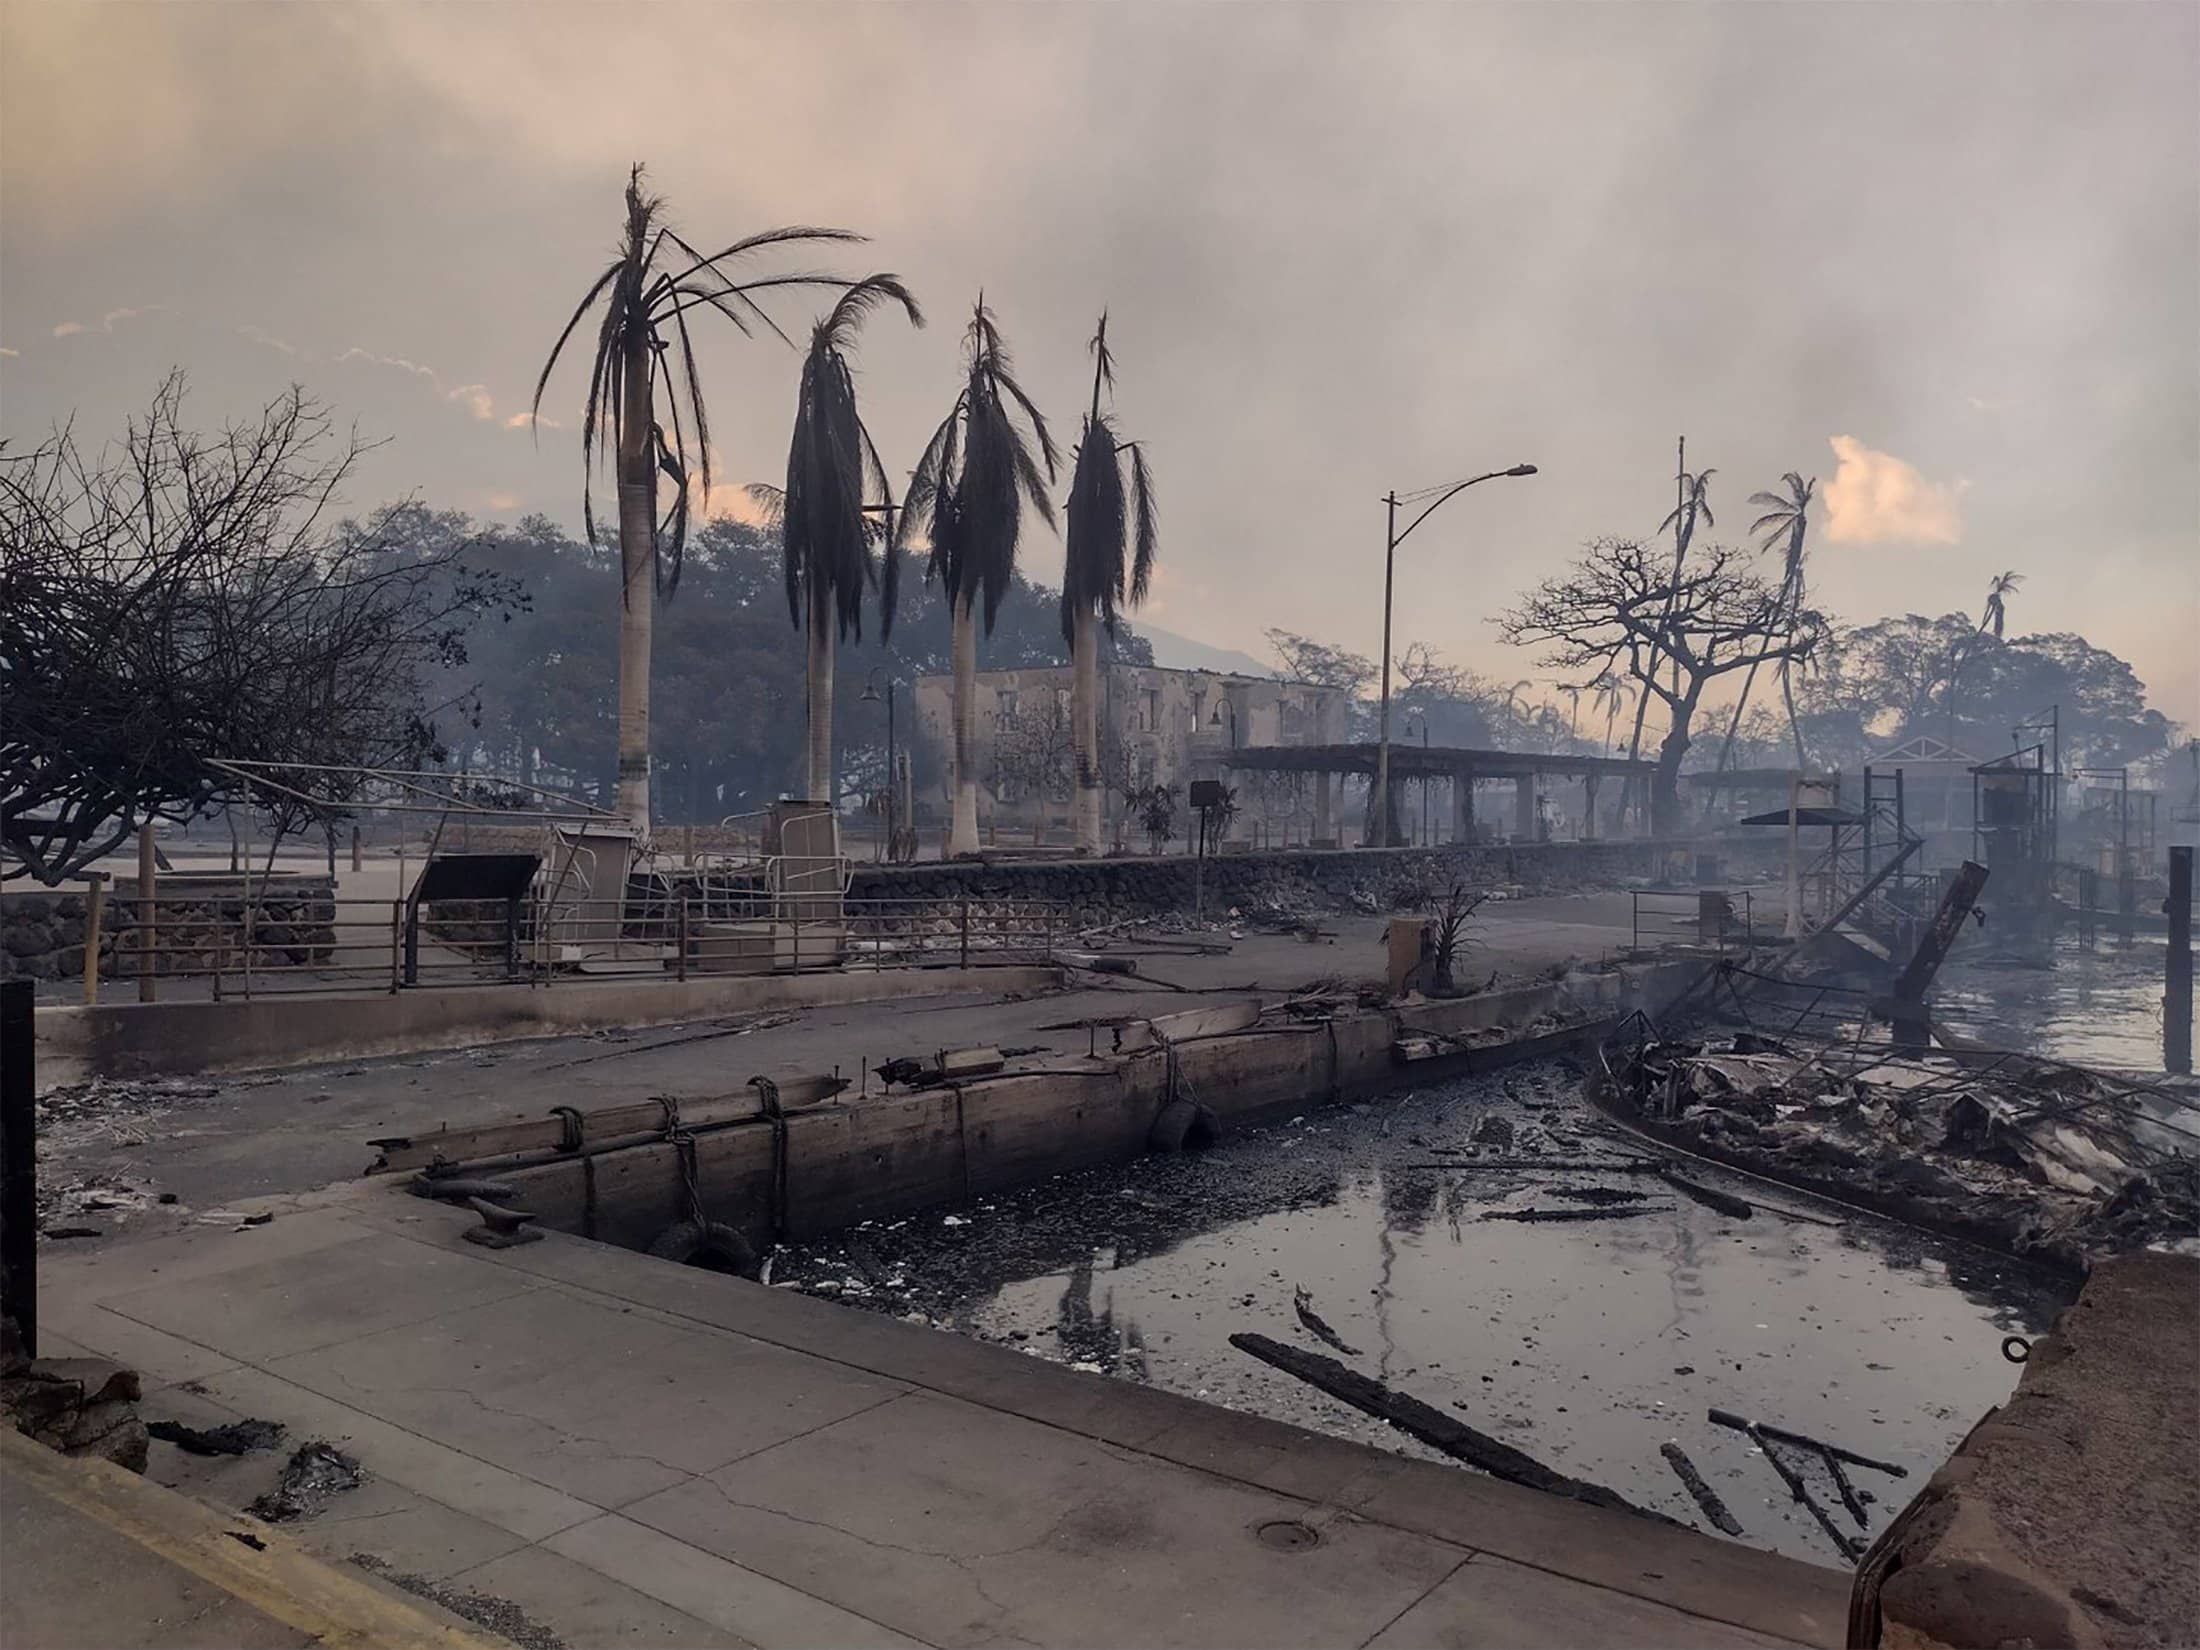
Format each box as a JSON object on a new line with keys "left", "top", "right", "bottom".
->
{"left": 1597, "top": 1024, "right": 2200, "bottom": 1271}
{"left": 246, "top": 1440, "right": 364, "bottom": 1521}
{"left": 2, "top": 1328, "right": 149, "bottom": 1472}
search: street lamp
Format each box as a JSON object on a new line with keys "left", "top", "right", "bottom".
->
{"left": 859, "top": 669, "right": 898, "bottom": 862}
{"left": 1374, "top": 464, "right": 1537, "bottom": 847}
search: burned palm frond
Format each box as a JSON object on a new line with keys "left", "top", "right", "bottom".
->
{"left": 1061, "top": 313, "right": 1159, "bottom": 644}
{"left": 780, "top": 275, "right": 923, "bottom": 644}
{"left": 901, "top": 297, "right": 1059, "bottom": 635}
{"left": 532, "top": 164, "right": 863, "bottom": 599}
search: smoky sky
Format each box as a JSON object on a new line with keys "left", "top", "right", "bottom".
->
{"left": 4, "top": 1, "right": 2195, "bottom": 724}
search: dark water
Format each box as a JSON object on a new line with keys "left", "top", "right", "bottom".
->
{"left": 770, "top": 1062, "right": 2072, "bottom": 1567}
{"left": 1937, "top": 935, "right": 2178, "bottom": 1071}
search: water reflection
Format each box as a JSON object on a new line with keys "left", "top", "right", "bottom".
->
{"left": 775, "top": 1063, "right": 2071, "bottom": 1566}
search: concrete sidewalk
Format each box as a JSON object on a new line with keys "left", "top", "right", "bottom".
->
{"left": 37, "top": 1182, "right": 1848, "bottom": 1650}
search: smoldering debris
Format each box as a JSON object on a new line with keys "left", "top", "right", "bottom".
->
{"left": 246, "top": 1441, "right": 363, "bottom": 1521}
{"left": 1599, "top": 1028, "right": 2200, "bottom": 1270}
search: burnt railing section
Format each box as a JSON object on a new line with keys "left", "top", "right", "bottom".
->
{"left": 52, "top": 889, "right": 1077, "bottom": 999}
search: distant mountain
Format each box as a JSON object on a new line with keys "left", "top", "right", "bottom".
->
{"left": 1129, "top": 621, "right": 1278, "bottom": 678}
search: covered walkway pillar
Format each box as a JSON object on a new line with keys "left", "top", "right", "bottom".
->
{"left": 1514, "top": 777, "right": 1537, "bottom": 841}
{"left": 1313, "top": 770, "right": 1333, "bottom": 845}
{"left": 1583, "top": 774, "right": 1600, "bottom": 840}
{"left": 1453, "top": 772, "right": 1476, "bottom": 844}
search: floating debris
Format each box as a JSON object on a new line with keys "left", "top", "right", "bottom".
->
{"left": 1659, "top": 1441, "right": 1744, "bottom": 1536}
{"left": 1291, "top": 1286, "right": 1362, "bottom": 1357}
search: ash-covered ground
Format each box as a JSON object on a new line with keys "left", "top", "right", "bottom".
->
{"left": 767, "top": 1059, "right": 2070, "bottom": 1567}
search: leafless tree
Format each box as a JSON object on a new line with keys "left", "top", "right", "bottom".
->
{"left": 1499, "top": 538, "right": 1819, "bottom": 834}
{"left": 1, "top": 375, "right": 514, "bottom": 883}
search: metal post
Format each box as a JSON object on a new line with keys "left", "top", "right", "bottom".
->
{"left": 959, "top": 897, "right": 971, "bottom": 970}
{"left": 2167, "top": 846, "right": 2192, "bottom": 1076}
{"left": 137, "top": 820, "right": 157, "bottom": 1002}
{"left": 1375, "top": 491, "right": 1397, "bottom": 848}
{"left": 676, "top": 896, "right": 689, "bottom": 983}
{"left": 886, "top": 680, "right": 898, "bottom": 864}
{"left": 1, "top": 979, "right": 34, "bottom": 1358}
{"left": 390, "top": 900, "right": 402, "bottom": 993}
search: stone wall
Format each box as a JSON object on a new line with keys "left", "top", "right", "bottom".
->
{"left": 0, "top": 874, "right": 338, "bottom": 982}
{"left": 847, "top": 839, "right": 1762, "bottom": 928}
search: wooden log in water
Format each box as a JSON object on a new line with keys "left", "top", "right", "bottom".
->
{"left": 1660, "top": 1170, "right": 1755, "bottom": 1220}
{"left": 1659, "top": 1441, "right": 1744, "bottom": 1536}
{"left": 1229, "top": 1333, "right": 1676, "bottom": 1526}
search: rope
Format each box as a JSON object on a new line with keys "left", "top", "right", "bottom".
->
{"left": 550, "top": 1105, "right": 585, "bottom": 1154}
{"left": 656, "top": 1095, "right": 706, "bottom": 1230}
{"left": 749, "top": 1077, "right": 790, "bottom": 1239}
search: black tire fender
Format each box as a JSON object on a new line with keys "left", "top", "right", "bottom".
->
{"left": 1148, "top": 1099, "right": 1222, "bottom": 1153}
{"left": 646, "top": 1220, "right": 762, "bottom": 1279}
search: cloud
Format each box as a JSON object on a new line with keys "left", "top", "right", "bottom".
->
{"left": 484, "top": 490, "right": 521, "bottom": 512}
{"left": 237, "top": 323, "right": 298, "bottom": 357}
{"left": 51, "top": 304, "right": 162, "bottom": 339}
{"left": 445, "top": 383, "right": 495, "bottom": 421}
{"left": 337, "top": 344, "right": 438, "bottom": 380}
{"left": 0, "top": 346, "right": 16, "bottom": 357}
{"left": 504, "top": 410, "right": 561, "bottom": 431}
{"left": 1821, "top": 435, "right": 1966, "bottom": 546}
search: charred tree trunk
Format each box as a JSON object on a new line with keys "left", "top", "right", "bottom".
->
{"left": 805, "top": 584, "right": 835, "bottom": 807}
{"left": 614, "top": 332, "right": 655, "bottom": 838}
{"left": 948, "top": 592, "right": 980, "bottom": 856}
{"left": 1072, "top": 605, "right": 1101, "bottom": 854}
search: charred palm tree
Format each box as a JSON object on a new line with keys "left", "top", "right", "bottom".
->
{"left": 1716, "top": 471, "right": 1816, "bottom": 773}
{"left": 533, "top": 164, "right": 858, "bottom": 833}
{"left": 1619, "top": 453, "right": 1713, "bottom": 826}
{"left": 1060, "top": 315, "right": 1156, "bottom": 854}
{"left": 1981, "top": 569, "right": 2023, "bottom": 638}
{"left": 898, "top": 299, "right": 1060, "bottom": 855}
{"left": 749, "top": 276, "right": 923, "bottom": 809}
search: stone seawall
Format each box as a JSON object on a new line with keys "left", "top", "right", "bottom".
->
{"left": 0, "top": 874, "right": 338, "bottom": 982}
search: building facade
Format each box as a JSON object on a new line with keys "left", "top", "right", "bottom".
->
{"left": 910, "top": 663, "right": 1351, "bottom": 846}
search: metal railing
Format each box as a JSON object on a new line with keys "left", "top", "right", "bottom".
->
{"left": 1630, "top": 889, "right": 1756, "bottom": 957}
{"left": 69, "top": 889, "right": 1079, "bottom": 1001}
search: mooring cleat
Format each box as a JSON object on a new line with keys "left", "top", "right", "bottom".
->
{"left": 462, "top": 1195, "right": 544, "bottom": 1248}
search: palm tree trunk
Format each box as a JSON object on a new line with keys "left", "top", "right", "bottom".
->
{"left": 805, "top": 583, "right": 834, "bottom": 806}
{"left": 1780, "top": 657, "right": 1807, "bottom": 770}
{"left": 1072, "top": 606, "right": 1101, "bottom": 854}
{"left": 614, "top": 334, "right": 655, "bottom": 837}
{"left": 1715, "top": 652, "right": 1765, "bottom": 775}
{"left": 949, "top": 591, "right": 980, "bottom": 856}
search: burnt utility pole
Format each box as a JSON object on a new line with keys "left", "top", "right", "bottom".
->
{"left": 2, "top": 979, "right": 34, "bottom": 1358}
{"left": 1375, "top": 464, "right": 1538, "bottom": 847}
{"left": 2167, "top": 846, "right": 2193, "bottom": 1076}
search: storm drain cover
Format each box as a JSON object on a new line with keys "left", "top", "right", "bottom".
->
{"left": 1255, "top": 1519, "right": 1321, "bottom": 1552}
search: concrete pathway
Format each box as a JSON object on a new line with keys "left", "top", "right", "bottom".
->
{"left": 37, "top": 1183, "right": 1849, "bottom": 1650}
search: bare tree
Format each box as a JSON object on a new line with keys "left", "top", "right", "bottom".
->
{"left": 1499, "top": 538, "right": 1819, "bottom": 834}
{"left": 1, "top": 376, "right": 514, "bottom": 883}
{"left": 1265, "top": 630, "right": 1375, "bottom": 698}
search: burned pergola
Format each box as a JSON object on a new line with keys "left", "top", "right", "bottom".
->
{"left": 1223, "top": 742, "right": 1652, "bottom": 843}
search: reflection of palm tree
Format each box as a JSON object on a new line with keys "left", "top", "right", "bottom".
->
{"left": 533, "top": 165, "right": 859, "bottom": 833}
{"left": 1981, "top": 569, "right": 2023, "bottom": 638}
{"left": 1716, "top": 471, "right": 1816, "bottom": 772}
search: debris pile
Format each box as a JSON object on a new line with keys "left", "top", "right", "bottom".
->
{"left": 2, "top": 1328, "right": 148, "bottom": 1472}
{"left": 1600, "top": 1028, "right": 2200, "bottom": 1270}
{"left": 247, "top": 1440, "right": 364, "bottom": 1521}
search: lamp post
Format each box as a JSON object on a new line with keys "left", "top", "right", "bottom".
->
{"left": 860, "top": 669, "right": 898, "bottom": 862}
{"left": 1376, "top": 464, "right": 1537, "bottom": 847}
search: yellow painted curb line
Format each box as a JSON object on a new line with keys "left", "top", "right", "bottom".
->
{"left": 1, "top": 1428, "right": 507, "bottom": 1649}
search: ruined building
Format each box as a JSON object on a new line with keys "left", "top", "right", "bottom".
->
{"left": 910, "top": 664, "right": 1351, "bottom": 845}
